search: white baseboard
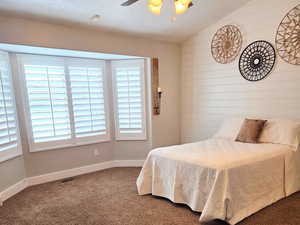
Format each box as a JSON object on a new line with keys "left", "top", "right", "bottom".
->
{"left": 27, "top": 160, "right": 116, "bottom": 186}
{"left": 0, "top": 179, "right": 27, "bottom": 206}
{"left": 0, "top": 159, "right": 144, "bottom": 205}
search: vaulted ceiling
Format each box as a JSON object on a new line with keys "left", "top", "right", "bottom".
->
{"left": 0, "top": 0, "right": 252, "bottom": 42}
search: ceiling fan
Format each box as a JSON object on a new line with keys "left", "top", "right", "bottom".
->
{"left": 121, "top": 0, "right": 194, "bottom": 15}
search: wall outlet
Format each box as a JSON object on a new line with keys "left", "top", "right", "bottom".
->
{"left": 94, "top": 149, "right": 100, "bottom": 156}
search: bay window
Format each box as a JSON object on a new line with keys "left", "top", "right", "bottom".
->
{"left": 11, "top": 52, "right": 147, "bottom": 153}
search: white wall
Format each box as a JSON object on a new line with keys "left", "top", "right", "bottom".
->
{"left": 181, "top": 0, "right": 300, "bottom": 143}
{"left": 0, "top": 157, "right": 25, "bottom": 192}
{"left": 0, "top": 15, "right": 181, "bottom": 179}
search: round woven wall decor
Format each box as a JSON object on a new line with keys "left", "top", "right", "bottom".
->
{"left": 276, "top": 4, "right": 300, "bottom": 65}
{"left": 239, "top": 40, "right": 276, "bottom": 82}
{"left": 211, "top": 25, "right": 242, "bottom": 64}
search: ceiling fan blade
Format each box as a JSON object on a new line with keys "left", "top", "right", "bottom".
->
{"left": 188, "top": 1, "right": 194, "bottom": 8}
{"left": 121, "top": 0, "right": 140, "bottom": 6}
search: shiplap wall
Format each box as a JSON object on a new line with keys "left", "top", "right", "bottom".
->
{"left": 181, "top": 0, "right": 300, "bottom": 143}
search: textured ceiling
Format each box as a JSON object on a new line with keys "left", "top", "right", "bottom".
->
{"left": 0, "top": 0, "right": 252, "bottom": 43}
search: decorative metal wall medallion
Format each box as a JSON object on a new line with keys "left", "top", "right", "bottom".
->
{"left": 211, "top": 25, "right": 242, "bottom": 64}
{"left": 276, "top": 4, "right": 300, "bottom": 65}
{"left": 239, "top": 40, "right": 276, "bottom": 81}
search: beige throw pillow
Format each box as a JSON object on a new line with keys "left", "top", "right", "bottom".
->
{"left": 236, "top": 119, "right": 267, "bottom": 143}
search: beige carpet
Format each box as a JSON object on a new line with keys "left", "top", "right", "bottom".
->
{"left": 1, "top": 168, "right": 300, "bottom": 225}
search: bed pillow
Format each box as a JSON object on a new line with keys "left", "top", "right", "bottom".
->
{"left": 259, "top": 119, "right": 300, "bottom": 150}
{"left": 235, "top": 119, "right": 267, "bottom": 143}
{"left": 214, "top": 117, "right": 245, "bottom": 140}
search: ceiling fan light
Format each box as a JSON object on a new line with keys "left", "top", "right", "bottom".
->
{"left": 175, "top": 0, "right": 190, "bottom": 14}
{"left": 148, "top": 3, "right": 162, "bottom": 15}
{"left": 180, "top": 0, "right": 192, "bottom": 5}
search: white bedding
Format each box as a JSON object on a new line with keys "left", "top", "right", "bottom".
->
{"left": 136, "top": 139, "right": 300, "bottom": 224}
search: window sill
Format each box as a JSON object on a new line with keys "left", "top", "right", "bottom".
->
{"left": 0, "top": 149, "right": 23, "bottom": 163}
{"left": 115, "top": 133, "right": 147, "bottom": 141}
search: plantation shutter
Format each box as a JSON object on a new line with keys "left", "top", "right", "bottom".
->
{"left": 0, "top": 51, "right": 22, "bottom": 162}
{"left": 68, "top": 59, "right": 109, "bottom": 141}
{"left": 0, "top": 52, "right": 18, "bottom": 150}
{"left": 22, "top": 57, "right": 71, "bottom": 147}
{"left": 112, "top": 59, "right": 146, "bottom": 140}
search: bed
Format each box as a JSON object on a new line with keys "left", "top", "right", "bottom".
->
{"left": 136, "top": 119, "right": 300, "bottom": 224}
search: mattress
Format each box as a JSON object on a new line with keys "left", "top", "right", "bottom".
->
{"left": 136, "top": 138, "right": 300, "bottom": 224}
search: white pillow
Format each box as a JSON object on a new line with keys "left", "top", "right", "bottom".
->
{"left": 259, "top": 119, "right": 300, "bottom": 151}
{"left": 214, "top": 117, "right": 245, "bottom": 140}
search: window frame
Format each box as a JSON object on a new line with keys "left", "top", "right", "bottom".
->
{"left": 111, "top": 59, "right": 147, "bottom": 141}
{"left": 0, "top": 51, "right": 22, "bottom": 162}
{"left": 17, "top": 54, "right": 111, "bottom": 152}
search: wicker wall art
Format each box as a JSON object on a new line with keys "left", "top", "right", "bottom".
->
{"left": 276, "top": 4, "right": 300, "bottom": 65}
{"left": 239, "top": 40, "right": 276, "bottom": 82}
{"left": 211, "top": 25, "right": 242, "bottom": 64}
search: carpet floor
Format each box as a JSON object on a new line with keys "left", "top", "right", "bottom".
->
{"left": 1, "top": 167, "right": 300, "bottom": 225}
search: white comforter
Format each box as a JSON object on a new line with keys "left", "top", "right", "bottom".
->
{"left": 136, "top": 139, "right": 300, "bottom": 224}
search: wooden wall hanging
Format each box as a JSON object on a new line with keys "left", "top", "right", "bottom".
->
{"left": 239, "top": 40, "right": 276, "bottom": 82}
{"left": 151, "top": 58, "right": 161, "bottom": 115}
{"left": 276, "top": 4, "right": 300, "bottom": 65}
{"left": 211, "top": 25, "right": 243, "bottom": 64}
